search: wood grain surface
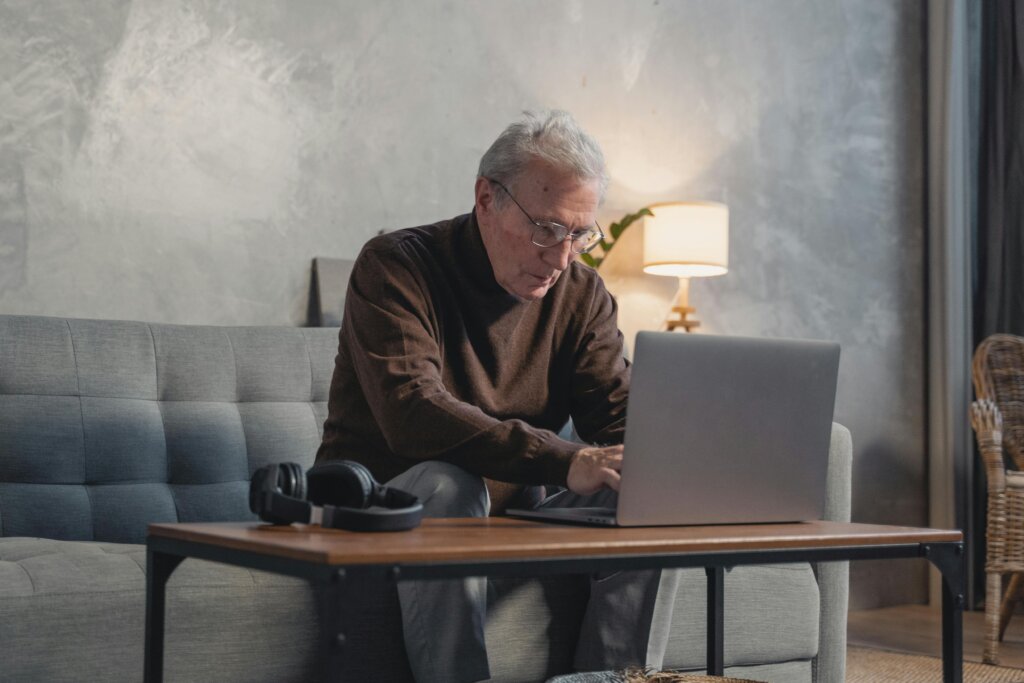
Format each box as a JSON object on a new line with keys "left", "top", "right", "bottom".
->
{"left": 148, "top": 518, "right": 962, "bottom": 566}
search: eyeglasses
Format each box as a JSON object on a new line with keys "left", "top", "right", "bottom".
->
{"left": 489, "top": 179, "right": 604, "bottom": 255}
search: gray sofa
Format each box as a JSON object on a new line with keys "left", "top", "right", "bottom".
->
{"left": 0, "top": 314, "right": 851, "bottom": 682}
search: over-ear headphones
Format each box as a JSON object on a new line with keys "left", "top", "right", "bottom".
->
{"left": 249, "top": 461, "right": 423, "bottom": 532}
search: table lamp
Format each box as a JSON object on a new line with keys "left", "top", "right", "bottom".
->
{"left": 642, "top": 201, "right": 729, "bottom": 332}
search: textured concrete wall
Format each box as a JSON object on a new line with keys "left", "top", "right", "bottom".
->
{"left": 0, "top": 1, "right": 925, "bottom": 607}
{"left": 596, "top": 1, "right": 927, "bottom": 609}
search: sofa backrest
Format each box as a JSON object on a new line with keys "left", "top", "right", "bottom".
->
{"left": 0, "top": 315, "right": 339, "bottom": 544}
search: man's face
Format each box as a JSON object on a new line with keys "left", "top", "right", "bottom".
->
{"left": 475, "top": 161, "right": 601, "bottom": 302}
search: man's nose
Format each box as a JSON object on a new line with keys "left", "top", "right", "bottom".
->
{"left": 543, "top": 238, "right": 574, "bottom": 270}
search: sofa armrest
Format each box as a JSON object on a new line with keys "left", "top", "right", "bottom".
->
{"left": 812, "top": 422, "right": 852, "bottom": 683}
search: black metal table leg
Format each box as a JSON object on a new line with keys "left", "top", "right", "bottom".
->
{"left": 706, "top": 566, "right": 725, "bottom": 676}
{"left": 144, "top": 549, "right": 184, "bottom": 683}
{"left": 319, "top": 568, "right": 347, "bottom": 683}
{"left": 924, "top": 543, "right": 964, "bottom": 683}
{"left": 319, "top": 566, "right": 385, "bottom": 682}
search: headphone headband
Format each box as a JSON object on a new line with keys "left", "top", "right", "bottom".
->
{"left": 322, "top": 504, "right": 423, "bottom": 532}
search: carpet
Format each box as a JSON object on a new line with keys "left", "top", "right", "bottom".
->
{"left": 847, "top": 646, "right": 1024, "bottom": 682}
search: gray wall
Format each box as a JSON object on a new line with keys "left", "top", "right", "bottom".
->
{"left": 0, "top": 1, "right": 926, "bottom": 608}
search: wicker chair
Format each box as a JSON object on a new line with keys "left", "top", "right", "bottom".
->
{"left": 970, "top": 333, "right": 1024, "bottom": 664}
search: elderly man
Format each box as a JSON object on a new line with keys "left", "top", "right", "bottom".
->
{"left": 316, "top": 110, "right": 678, "bottom": 683}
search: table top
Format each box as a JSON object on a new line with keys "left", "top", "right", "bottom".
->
{"left": 148, "top": 518, "right": 962, "bottom": 566}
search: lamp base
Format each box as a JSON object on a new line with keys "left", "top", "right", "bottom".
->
{"left": 666, "top": 305, "right": 700, "bottom": 333}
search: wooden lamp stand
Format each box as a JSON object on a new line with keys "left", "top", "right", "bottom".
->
{"left": 666, "top": 277, "right": 700, "bottom": 332}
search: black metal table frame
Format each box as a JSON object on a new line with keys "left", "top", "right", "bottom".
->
{"left": 144, "top": 536, "right": 964, "bottom": 683}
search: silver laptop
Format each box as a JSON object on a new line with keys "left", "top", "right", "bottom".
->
{"left": 508, "top": 331, "right": 840, "bottom": 526}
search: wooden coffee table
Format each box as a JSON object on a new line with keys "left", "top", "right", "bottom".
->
{"left": 144, "top": 518, "right": 964, "bottom": 683}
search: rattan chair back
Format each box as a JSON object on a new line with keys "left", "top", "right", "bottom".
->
{"left": 973, "top": 334, "right": 1024, "bottom": 470}
{"left": 971, "top": 333, "right": 1024, "bottom": 665}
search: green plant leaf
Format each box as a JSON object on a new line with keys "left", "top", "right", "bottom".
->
{"left": 609, "top": 207, "right": 652, "bottom": 241}
{"left": 593, "top": 205, "right": 653, "bottom": 270}
{"left": 579, "top": 253, "right": 597, "bottom": 268}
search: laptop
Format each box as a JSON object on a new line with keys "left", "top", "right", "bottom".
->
{"left": 507, "top": 331, "right": 840, "bottom": 526}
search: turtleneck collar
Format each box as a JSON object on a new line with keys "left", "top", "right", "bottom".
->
{"left": 459, "top": 210, "right": 524, "bottom": 304}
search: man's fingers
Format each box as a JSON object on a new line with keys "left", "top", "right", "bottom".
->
{"left": 567, "top": 445, "right": 625, "bottom": 495}
{"left": 578, "top": 446, "right": 624, "bottom": 468}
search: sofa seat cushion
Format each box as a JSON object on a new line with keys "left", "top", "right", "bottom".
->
{"left": 663, "top": 563, "right": 819, "bottom": 670}
{"left": 0, "top": 539, "right": 819, "bottom": 682}
{"left": 0, "top": 538, "right": 592, "bottom": 683}
{"left": 489, "top": 563, "right": 819, "bottom": 682}
{"left": 0, "top": 537, "right": 322, "bottom": 682}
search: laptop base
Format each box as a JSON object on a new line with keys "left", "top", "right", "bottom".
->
{"left": 506, "top": 507, "right": 618, "bottom": 527}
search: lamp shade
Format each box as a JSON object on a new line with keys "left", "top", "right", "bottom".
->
{"left": 642, "top": 201, "right": 729, "bottom": 278}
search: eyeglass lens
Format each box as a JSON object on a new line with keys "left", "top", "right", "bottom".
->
{"left": 532, "top": 224, "right": 602, "bottom": 254}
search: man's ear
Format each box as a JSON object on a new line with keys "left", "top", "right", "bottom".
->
{"left": 474, "top": 176, "right": 495, "bottom": 218}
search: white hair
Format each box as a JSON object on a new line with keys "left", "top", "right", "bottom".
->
{"left": 478, "top": 110, "right": 608, "bottom": 203}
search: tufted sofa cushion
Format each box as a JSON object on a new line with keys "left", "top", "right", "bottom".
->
{"left": 0, "top": 316, "right": 339, "bottom": 543}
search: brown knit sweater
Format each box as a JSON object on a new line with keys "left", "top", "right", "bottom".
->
{"left": 315, "top": 212, "right": 629, "bottom": 511}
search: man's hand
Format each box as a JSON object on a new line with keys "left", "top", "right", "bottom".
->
{"left": 567, "top": 444, "right": 623, "bottom": 496}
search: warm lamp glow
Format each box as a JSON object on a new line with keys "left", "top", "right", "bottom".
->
{"left": 641, "top": 201, "right": 729, "bottom": 332}
{"left": 642, "top": 202, "right": 730, "bottom": 278}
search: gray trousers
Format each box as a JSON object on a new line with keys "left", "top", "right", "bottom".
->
{"left": 387, "top": 461, "right": 681, "bottom": 683}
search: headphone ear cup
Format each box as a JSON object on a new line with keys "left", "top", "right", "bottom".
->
{"left": 248, "top": 464, "right": 277, "bottom": 516}
{"left": 307, "top": 461, "right": 375, "bottom": 509}
{"left": 249, "top": 462, "right": 312, "bottom": 525}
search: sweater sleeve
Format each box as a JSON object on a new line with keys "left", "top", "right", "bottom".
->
{"left": 343, "top": 243, "right": 580, "bottom": 486}
{"left": 569, "top": 276, "right": 630, "bottom": 445}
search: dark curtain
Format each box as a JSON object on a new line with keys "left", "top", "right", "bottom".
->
{"left": 971, "top": 0, "right": 1024, "bottom": 608}
{"left": 976, "top": 0, "right": 1024, "bottom": 339}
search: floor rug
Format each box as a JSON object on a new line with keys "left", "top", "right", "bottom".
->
{"left": 847, "top": 646, "right": 1024, "bottom": 682}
